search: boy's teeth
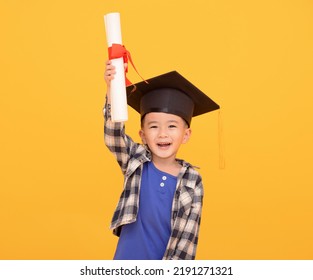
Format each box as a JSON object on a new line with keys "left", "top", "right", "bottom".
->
{"left": 158, "top": 143, "right": 170, "bottom": 146}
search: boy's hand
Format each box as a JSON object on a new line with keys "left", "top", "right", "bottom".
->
{"left": 104, "top": 60, "right": 128, "bottom": 88}
{"left": 104, "top": 60, "right": 128, "bottom": 104}
{"left": 104, "top": 60, "right": 116, "bottom": 87}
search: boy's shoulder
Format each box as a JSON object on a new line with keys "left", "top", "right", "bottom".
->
{"left": 177, "top": 159, "right": 202, "bottom": 179}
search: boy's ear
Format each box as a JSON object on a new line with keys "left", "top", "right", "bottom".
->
{"left": 182, "top": 128, "right": 192, "bottom": 144}
{"left": 139, "top": 129, "right": 146, "bottom": 144}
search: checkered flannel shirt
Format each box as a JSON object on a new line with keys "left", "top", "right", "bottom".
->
{"left": 103, "top": 102, "right": 204, "bottom": 260}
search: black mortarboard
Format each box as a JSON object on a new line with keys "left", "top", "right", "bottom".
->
{"left": 126, "top": 71, "right": 219, "bottom": 126}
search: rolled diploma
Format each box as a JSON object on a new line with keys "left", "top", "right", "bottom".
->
{"left": 104, "top": 12, "right": 128, "bottom": 122}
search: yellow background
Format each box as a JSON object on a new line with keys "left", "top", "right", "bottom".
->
{"left": 1, "top": 0, "right": 312, "bottom": 259}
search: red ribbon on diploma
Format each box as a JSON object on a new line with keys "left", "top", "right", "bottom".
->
{"left": 108, "top": 43, "right": 147, "bottom": 86}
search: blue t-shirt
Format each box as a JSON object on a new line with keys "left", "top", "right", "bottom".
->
{"left": 114, "top": 161, "right": 177, "bottom": 260}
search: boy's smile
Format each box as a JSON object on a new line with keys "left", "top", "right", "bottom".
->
{"left": 157, "top": 141, "right": 172, "bottom": 149}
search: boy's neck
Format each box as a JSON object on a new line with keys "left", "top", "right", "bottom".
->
{"left": 151, "top": 157, "right": 182, "bottom": 177}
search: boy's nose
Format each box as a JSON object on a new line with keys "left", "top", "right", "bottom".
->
{"left": 158, "top": 128, "right": 168, "bottom": 138}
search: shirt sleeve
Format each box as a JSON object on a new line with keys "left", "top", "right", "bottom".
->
{"left": 103, "top": 98, "right": 138, "bottom": 175}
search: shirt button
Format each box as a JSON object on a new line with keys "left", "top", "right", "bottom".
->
{"left": 162, "top": 176, "right": 167, "bottom": 180}
{"left": 160, "top": 182, "right": 165, "bottom": 187}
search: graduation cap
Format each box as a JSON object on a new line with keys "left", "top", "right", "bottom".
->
{"left": 126, "top": 71, "right": 219, "bottom": 126}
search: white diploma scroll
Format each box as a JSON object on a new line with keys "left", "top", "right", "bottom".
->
{"left": 104, "top": 12, "right": 128, "bottom": 122}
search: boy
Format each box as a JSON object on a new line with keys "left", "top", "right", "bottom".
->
{"left": 104, "top": 60, "right": 219, "bottom": 260}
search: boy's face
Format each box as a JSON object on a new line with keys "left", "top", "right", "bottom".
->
{"left": 139, "top": 112, "right": 191, "bottom": 162}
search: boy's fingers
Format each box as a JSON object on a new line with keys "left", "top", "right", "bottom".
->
{"left": 106, "top": 64, "right": 115, "bottom": 70}
{"left": 105, "top": 69, "right": 116, "bottom": 76}
{"left": 106, "top": 60, "right": 115, "bottom": 70}
{"left": 105, "top": 59, "right": 116, "bottom": 79}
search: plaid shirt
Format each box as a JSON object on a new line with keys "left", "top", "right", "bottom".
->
{"left": 103, "top": 102, "right": 204, "bottom": 260}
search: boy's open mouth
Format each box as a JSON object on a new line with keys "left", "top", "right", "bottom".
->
{"left": 157, "top": 142, "right": 171, "bottom": 148}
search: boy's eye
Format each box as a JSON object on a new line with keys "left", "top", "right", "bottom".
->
{"left": 149, "top": 125, "right": 158, "bottom": 129}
